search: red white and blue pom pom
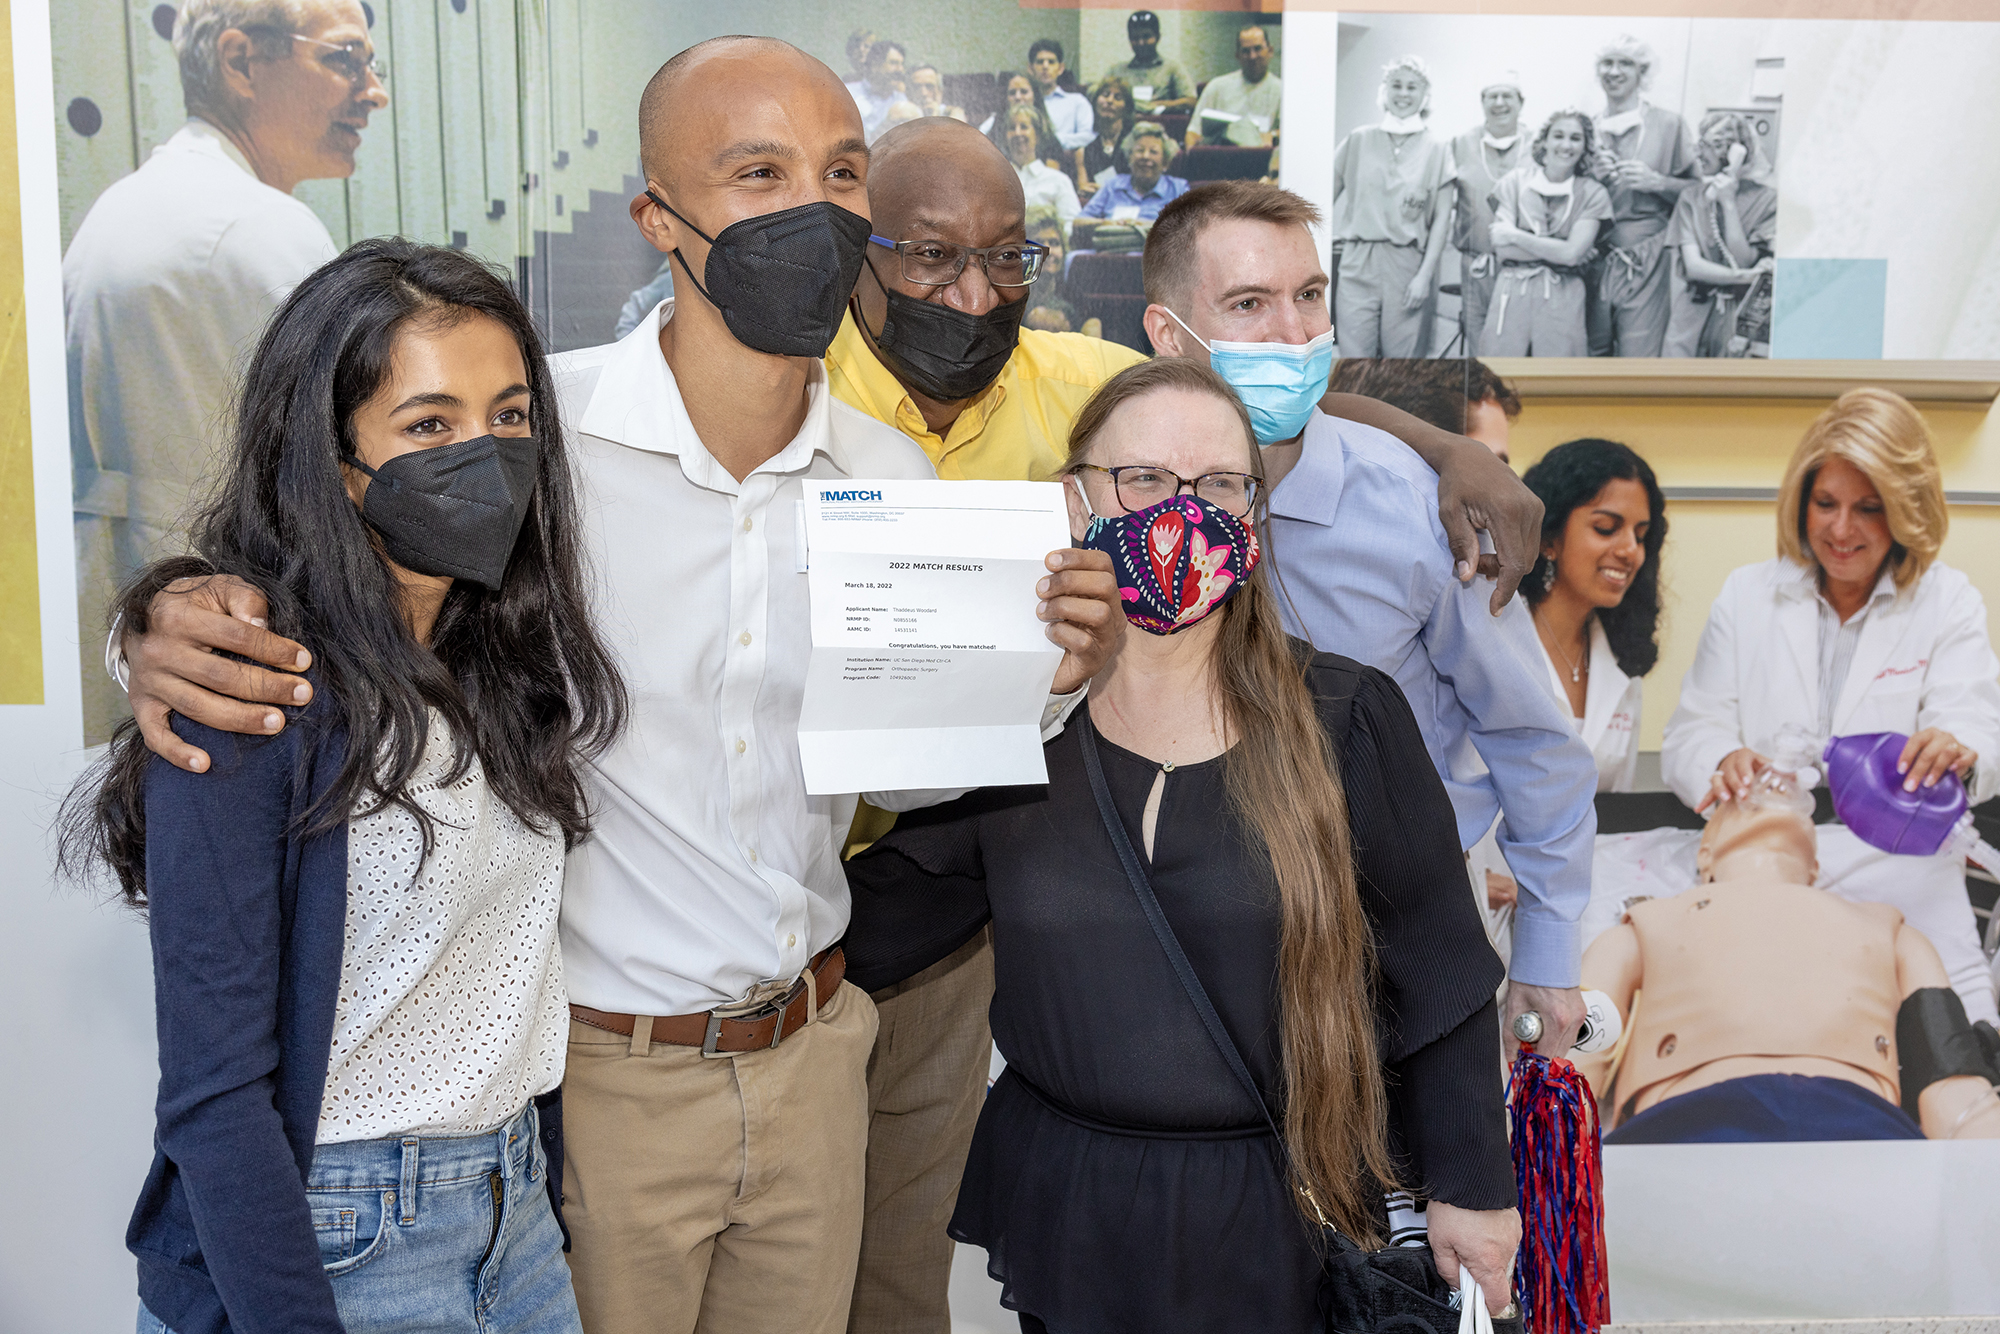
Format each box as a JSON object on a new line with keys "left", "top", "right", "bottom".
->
{"left": 1509, "top": 1050, "right": 1610, "bottom": 1334}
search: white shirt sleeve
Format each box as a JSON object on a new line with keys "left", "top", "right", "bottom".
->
{"left": 1913, "top": 569, "right": 2000, "bottom": 805}
{"left": 1661, "top": 571, "right": 1748, "bottom": 809}
{"left": 1053, "top": 172, "right": 1081, "bottom": 230}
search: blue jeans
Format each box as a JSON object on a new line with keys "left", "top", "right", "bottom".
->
{"left": 139, "top": 1102, "right": 579, "bottom": 1334}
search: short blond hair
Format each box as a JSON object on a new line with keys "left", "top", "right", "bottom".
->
{"left": 1777, "top": 387, "right": 1946, "bottom": 590}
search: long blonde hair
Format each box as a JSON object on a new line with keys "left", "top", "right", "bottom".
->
{"left": 1776, "top": 387, "right": 1945, "bottom": 591}
{"left": 1063, "top": 357, "right": 1394, "bottom": 1243}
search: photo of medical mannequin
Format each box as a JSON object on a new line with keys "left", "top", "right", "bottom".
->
{"left": 1664, "top": 388, "right": 2000, "bottom": 1026}
{"left": 1581, "top": 767, "right": 2000, "bottom": 1144}
{"left": 1663, "top": 111, "right": 1777, "bottom": 358}
{"left": 1328, "top": 55, "right": 1454, "bottom": 357}
{"left": 1483, "top": 109, "right": 1613, "bottom": 357}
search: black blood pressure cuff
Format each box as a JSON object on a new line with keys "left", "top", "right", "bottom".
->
{"left": 1897, "top": 988, "right": 2000, "bottom": 1120}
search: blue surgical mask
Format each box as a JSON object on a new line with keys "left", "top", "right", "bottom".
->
{"left": 1164, "top": 310, "right": 1335, "bottom": 446}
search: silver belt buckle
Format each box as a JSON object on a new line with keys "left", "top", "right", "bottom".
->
{"left": 700, "top": 991, "right": 790, "bottom": 1059}
{"left": 700, "top": 1012, "right": 730, "bottom": 1059}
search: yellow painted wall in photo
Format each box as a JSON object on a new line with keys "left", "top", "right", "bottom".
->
{"left": 1510, "top": 394, "right": 2000, "bottom": 752}
{"left": 0, "top": 0, "right": 41, "bottom": 706}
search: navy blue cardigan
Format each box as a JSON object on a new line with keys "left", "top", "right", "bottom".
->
{"left": 129, "top": 700, "right": 351, "bottom": 1334}
{"left": 127, "top": 698, "right": 564, "bottom": 1333}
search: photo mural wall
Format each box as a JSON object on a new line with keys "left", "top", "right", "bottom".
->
{"left": 28, "top": 0, "right": 2000, "bottom": 1322}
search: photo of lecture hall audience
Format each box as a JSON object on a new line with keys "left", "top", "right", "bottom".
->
{"left": 40, "top": 7, "right": 2000, "bottom": 1334}
{"left": 837, "top": 10, "right": 1281, "bottom": 353}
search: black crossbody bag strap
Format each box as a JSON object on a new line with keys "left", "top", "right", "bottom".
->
{"left": 1075, "top": 713, "right": 1513, "bottom": 1334}
{"left": 1075, "top": 712, "right": 1283, "bottom": 1142}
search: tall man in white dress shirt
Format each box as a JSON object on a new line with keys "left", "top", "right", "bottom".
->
{"left": 114, "top": 36, "right": 1122, "bottom": 1334}
{"left": 1143, "top": 188, "right": 1597, "bottom": 1302}
{"left": 65, "top": 0, "right": 385, "bottom": 740}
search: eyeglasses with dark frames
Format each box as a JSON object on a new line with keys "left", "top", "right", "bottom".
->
{"left": 1073, "top": 464, "right": 1261, "bottom": 517}
{"left": 868, "top": 235, "right": 1048, "bottom": 288}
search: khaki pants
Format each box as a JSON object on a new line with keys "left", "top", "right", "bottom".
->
{"left": 561, "top": 982, "right": 878, "bottom": 1334}
{"left": 848, "top": 929, "right": 996, "bottom": 1334}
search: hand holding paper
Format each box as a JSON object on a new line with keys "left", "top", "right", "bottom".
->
{"left": 1038, "top": 547, "right": 1123, "bottom": 694}
{"left": 798, "top": 479, "right": 1112, "bottom": 795}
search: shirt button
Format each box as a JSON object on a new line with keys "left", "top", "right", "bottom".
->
{"left": 739, "top": 631, "right": 752, "bottom": 646}
{"left": 736, "top": 739, "right": 747, "bottom": 754}
{"left": 787, "top": 933, "right": 797, "bottom": 948}
{"left": 749, "top": 849, "right": 759, "bottom": 863}
{"left": 743, "top": 517, "right": 753, "bottom": 533}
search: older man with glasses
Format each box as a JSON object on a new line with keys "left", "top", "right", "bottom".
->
{"left": 64, "top": 0, "right": 386, "bottom": 741}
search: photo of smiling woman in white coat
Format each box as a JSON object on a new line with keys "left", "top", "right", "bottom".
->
{"left": 1662, "top": 388, "right": 2000, "bottom": 1024}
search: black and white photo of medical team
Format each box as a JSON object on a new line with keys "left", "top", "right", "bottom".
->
{"left": 1330, "top": 23, "right": 1779, "bottom": 360}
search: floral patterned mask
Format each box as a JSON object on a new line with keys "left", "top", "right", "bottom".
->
{"left": 1077, "top": 489, "right": 1260, "bottom": 635}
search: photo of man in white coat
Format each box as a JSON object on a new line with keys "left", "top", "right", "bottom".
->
{"left": 64, "top": 0, "right": 386, "bottom": 738}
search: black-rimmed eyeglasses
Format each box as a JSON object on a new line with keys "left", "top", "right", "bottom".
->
{"left": 1073, "top": 464, "right": 1261, "bottom": 517}
{"left": 869, "top": 235, "right": 1048, "bottom": 288}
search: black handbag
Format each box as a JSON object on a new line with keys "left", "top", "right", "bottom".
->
{"left": 1076, "top": 714, "right": 1522, "bottom": 1334}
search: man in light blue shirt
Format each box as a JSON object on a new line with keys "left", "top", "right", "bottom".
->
{"left": 1265, "top": 415, "right": 1594, "bottom": 992}
{"left": 1142, "top": 180, "right": 1597, "bottom": 1048}
{"left": 1028, "top": 38, "right": 1095, "bottom": 151}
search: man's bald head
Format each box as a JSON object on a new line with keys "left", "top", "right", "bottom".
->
{"left": 867, "top": 117, "right": 1023, "bottom": 242}
{"left": 638, "top": 36, "right": 852, "bottom": 190}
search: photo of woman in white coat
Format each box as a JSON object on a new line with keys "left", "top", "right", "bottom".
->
{"left": 1476, "top": 439, "right": 1665, "bottom": 932}
{"left": 1662, "top": 388, "right": 2000, "bottom": 1024}
{"left": 1522, "top": 438, "right": 1666, "bottom": 792}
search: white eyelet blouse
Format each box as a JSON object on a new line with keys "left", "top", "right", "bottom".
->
{"left": 316, "top": 710, "right": 568, "bottom": 1144}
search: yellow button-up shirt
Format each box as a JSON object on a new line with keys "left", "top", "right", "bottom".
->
{"left": 824, "top": 310, "right": 1146, "bottom": 483}
{"left": 826, "top": 311, "right": 1143, "bottom": 853}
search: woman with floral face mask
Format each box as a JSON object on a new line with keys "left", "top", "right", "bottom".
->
{"left": 61, "top": 239, "right": 625, "bottom": 1334}
{"left": 843, "top": 358, "right": 1518, "bottom": 1332}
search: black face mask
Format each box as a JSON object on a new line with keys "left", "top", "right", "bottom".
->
{"left": 344, "top": 434, "right": 540, "bottom": 593}
{"left": 646, "top": 192, "right": 871, "bottom": 358}
{"left": 859, "top": 259, "right": 1028, "bottom": 402}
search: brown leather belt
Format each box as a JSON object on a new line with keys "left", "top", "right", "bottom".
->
{"left": 570, "top": 946, "right": 845, "bottom": 1057}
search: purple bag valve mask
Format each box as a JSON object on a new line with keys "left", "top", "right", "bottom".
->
{"left": 1821, "top": 732, "right": 2000, "bottom": 872}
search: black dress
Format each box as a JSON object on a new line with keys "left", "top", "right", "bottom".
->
{"left": 844, "top": 653, "right": 1513, "bottom": 1334}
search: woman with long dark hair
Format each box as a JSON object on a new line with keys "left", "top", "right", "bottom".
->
{"left": 843, "top": 359, "right": 1516, "bottom": 1332}
{"left": 1521, "top": 438, "right": 1667, "bottom": 791}
{"left": 1075, "top": 75, "right": 1134, "bottom": 199}
{"left": 61, "top": 238, "right": 624, "bottom": 1334}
